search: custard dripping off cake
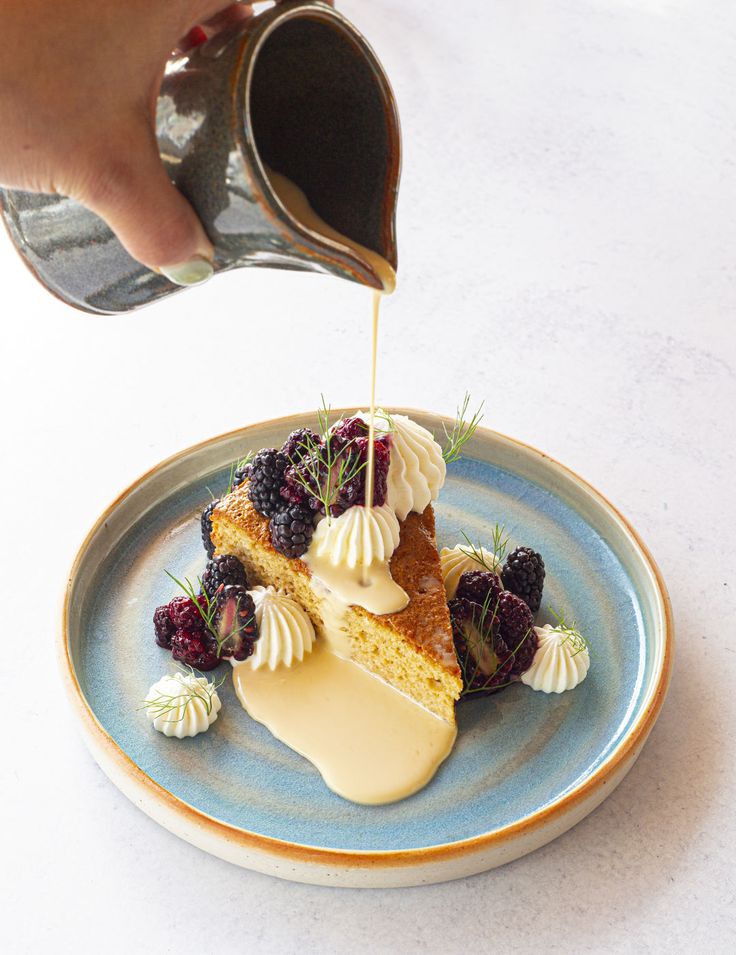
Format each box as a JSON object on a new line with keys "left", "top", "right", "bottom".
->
{"left": 210, "top": 412, "right": 462, "bottom": 722}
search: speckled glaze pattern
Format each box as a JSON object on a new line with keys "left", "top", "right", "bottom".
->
{"left": 0, "top": 1, "right": 400, "bottom": 314}
{"left": 61, "top": 411, "right": 672, "bottom": 887}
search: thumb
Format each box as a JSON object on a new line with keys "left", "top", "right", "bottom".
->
{"left": 76, "top": 118, "right": 214, "bottom": 286}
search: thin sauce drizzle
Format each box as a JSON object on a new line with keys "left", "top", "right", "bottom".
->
{"left": 266, "top": 165, "right": 396, "bottom": 592}
{"left": 362, "top": 290, "right": 381, "bottom": 584}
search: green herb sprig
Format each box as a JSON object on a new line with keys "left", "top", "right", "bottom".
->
{"left": 549, "top": 609, "right": 590, "bottom": 657}
{"left": 226, "top": 450, "right": 254, "bottom": 495}
{"left": 369, "top": 408, "right": 395, "bottom": 434}
{"left": 203, "top": 449, "right": 254, "bottom": 505}
{"left": 441, "top": 393, "right": 484, "bottom": 464}
{"left": 459, "top": 522, "right": 509, "bottom": 573}
{"left": 316, "top": 393, "right": 334, "bottom": 437}
{"left": 165, "top": 569, "right": 216, "bottom": 632}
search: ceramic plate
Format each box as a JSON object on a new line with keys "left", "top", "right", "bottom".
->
{"left": 61, "top": 410, "right": 672, "bottom": 887}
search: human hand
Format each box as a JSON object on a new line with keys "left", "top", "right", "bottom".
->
{"left": 0, "top": 1, "right": 256, "bottom": 286}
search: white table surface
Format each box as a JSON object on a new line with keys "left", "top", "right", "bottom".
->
{"left": 2, "top": 0, "right": 735, "bottom": 951}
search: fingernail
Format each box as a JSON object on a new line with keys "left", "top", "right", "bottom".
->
{"left": 160, "top": 255, "right": 214, "bottom": 286}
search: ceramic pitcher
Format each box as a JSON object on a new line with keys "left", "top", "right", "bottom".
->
{"left": 0, "top": 1, "right": 400, "bottom": 315}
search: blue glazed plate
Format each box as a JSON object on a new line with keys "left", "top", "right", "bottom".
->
{"left": 61, "top": 410, "right": 672, "bottom": 887}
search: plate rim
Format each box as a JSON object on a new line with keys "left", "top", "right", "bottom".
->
{"left": 60, "top": 408, "right": 674, "bottom": 871}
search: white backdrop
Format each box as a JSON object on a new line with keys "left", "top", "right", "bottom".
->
{"left": 2, "top": 1, "right": 734, "bottom": 951}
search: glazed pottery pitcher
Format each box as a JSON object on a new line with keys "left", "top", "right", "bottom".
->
{"left": 0, "top": 1, "right": 400, "bottom": 314}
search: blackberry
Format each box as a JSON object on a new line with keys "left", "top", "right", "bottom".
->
{"left": 153, "top": 605, "right": 176, "bottom": 649}
{"left": 502, "top": 546, "right": 545, "bottom": 613}
{"left": 231, "top": 461, "right": 252, "bottom": 489}
{"left": 271, "top": 503, "right": 315, "bottom": 559}
{"left": 282, "top": 429, "right": 390, "bottom": 513}
{"left": 341, "top": 435, "right": 390, "bottom": 508}
{"left": 281, "top": 446, "right": 350, "bottom": 515}
{"left": 331, "top": 416, "right": 369, "bottom": 443}
{"left": 331, "top": 418, "right": 390, "bottom": 507}
{"left": 201, "top": 554, "right": 248, "bottom": 598}
{"left": 456, "top": 570, "right": 502, "bottom": 609}
{"left": 214, "top": 584, "right": 258, "bottom": 661}
{"left": 171, "top": 628, "right": 220, "bottom": 671}
{"left": 201, "top": 499, "right": 218, "bottom": 558}
{"left": 496, "top": 590, "right": 537, "bottom": 676}
{"left": 281, "top": 428, "right": 319, "bottom": 464}
{"left": 167, "top": 595, "right": 205, "bottom": 631}
{"left": 248, "top": 448, "right": 289, "bottom": 517}
{"left": 449, "top": 597, "right": 514, "bottom": 695}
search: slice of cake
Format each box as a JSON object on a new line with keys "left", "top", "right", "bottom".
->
{"left": 209, "top": 412, "right": 462, "bottom": 722}
{"left": 211, "top": 488, "right": 461, "bottom": 721}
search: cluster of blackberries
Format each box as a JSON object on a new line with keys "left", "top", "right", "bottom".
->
{"left": 153, "top": 554, "right": 257, "bottom": 669}
{"left": 281, "top": 416, "right": 391, "bottom": 516}
{"left": 247, "top": 441, "right": 316, "bottom": 558}
{"left": 449, "top": 545, "right": 545, "bottom": 697}
{"left": 224, "top": 420, "right": 391, "bottom": 560}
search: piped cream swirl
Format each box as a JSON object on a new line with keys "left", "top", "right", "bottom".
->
{"left": 305, "top": 505, "right": 408, "bottom": 615}
{"left": 347, "top": 411, "right": 445, "bottom": 520}
{"left": 521, "top": 624, "right": 591, "bottom": 693}
{"left": 239, "top": 586, "right": 315, "bottom": 671}
{"left": 311, "top": 503, "right": 400, "bottom": 568}
{"left": 384, "top": 414, "right": 446, "bottom": 520}
{"left": 144, "top": 672, "right": 221, "bottom": 738}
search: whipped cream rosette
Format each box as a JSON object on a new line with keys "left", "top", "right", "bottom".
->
{"left": 237, "top": 585, "right": 315, "bottom": 671}
{"left": 305, "top": 503, "right": 407, "bottom": 613}
{"left": 144, "top": 671, "right": 221, "bottom": 738}
{"left": 382, "top": 413, "right": 446, "bottom": 520}
{"left": 521, "top": 624, "right": 591, "bottom": 693}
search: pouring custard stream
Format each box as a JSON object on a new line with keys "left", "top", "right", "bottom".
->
{"left": 266, "top": 169, "right": 396, "bottom": 588}
{"left": 226, "top": 171, "right": 460, "bottom": 807}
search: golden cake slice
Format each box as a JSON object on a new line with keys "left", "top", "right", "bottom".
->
{"left": 210, "top": 483, "right": 462, "bottom": 722}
